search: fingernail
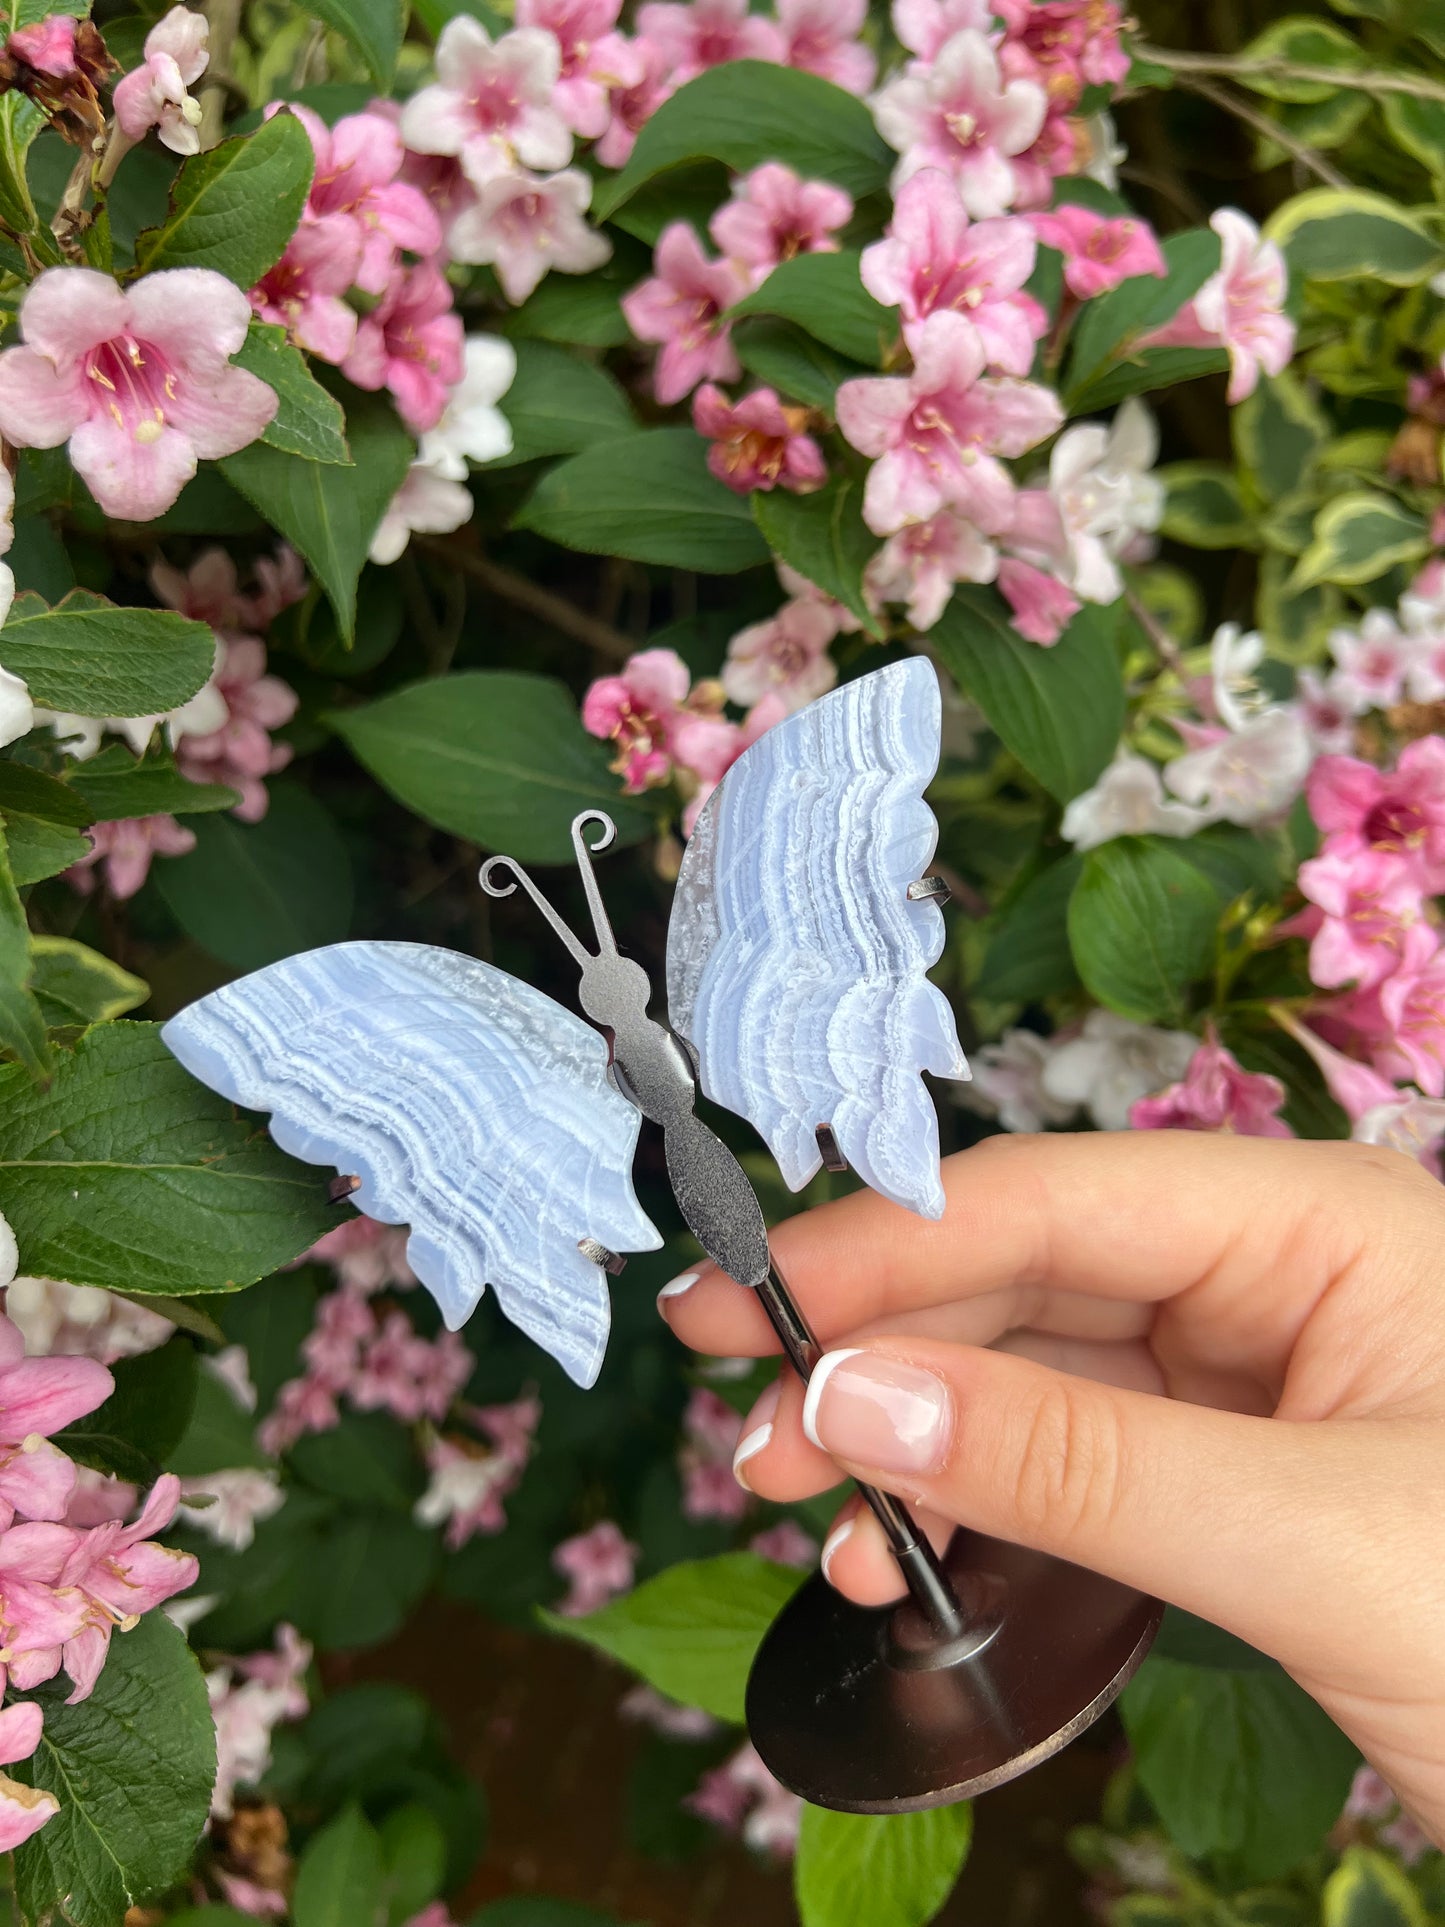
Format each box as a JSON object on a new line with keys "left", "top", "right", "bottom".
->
{"left": 820, "top": 1513, "right": 855, "bottom": 1582}
{"left": 802, "top": 1350, "right": 951, "bottom": 1476}
{"left": 657, "top": 1270, "right": 700, "bottom": 1308}
{"left": 732, "top": 1381, "right": 779, "bottom": 1489}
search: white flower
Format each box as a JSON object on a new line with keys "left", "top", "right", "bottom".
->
{"left": 1061, "top": 752, "right": 1210, "bottom": 851}
{"left": 180, "top": 1467, "right": 286, "bottom": 1551}
{"left": 1352, "top": 1091, "right": 1445, "bottom": 1169}
{"left": 37, "top": 674, "right": 227, "bottom": 763}
{"left": 418, "top": 335, "right": 517, "bottom": 479}
{"left": 1326, "top": 607, "right": 1410, "bottom": 716}
{"left": 1164, "top": 705, "right": 1313, "bottom": 826}
{"left": 1076, "top": 110, "right": 1126, "bottom": 191}
{"left": 0, "top": 468, "right": 24, "bottom": 734}
{"left": 369, "top": 460, "right": 475, "bottom": 566}
{"left": 1209, "top": 621, "right": 1267, "bottom": 733}
{"left": 1041, "top": 1010, "right": 1196, "bottom": 1132}
{"left": 1048, "top": 398, "right": 1163, "bottom": 605}
{"left": 958, "top": 1028, "right": 1077, "bottom": 1133}
{"left": 6, "top": 1276, "right": 173, "bottom": 1360}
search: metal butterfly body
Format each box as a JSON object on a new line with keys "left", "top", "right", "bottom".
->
{"left": 162, "top": 657, "right": 970, "bottom": 1389}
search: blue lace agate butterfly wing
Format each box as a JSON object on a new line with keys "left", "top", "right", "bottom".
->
{"left": 162, "top": 658, "right": 968, "bottom": 1386}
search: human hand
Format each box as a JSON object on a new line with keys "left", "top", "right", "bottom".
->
{"left": 657, "top": 1133, "right": 1445, "bottom": 1844}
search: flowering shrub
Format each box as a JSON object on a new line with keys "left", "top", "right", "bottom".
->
{"left": 0, "top": 0, "right": 1441, "bottom": 1921}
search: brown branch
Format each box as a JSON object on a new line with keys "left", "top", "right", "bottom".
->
{"left": 419, "top": 540, "right": 636, "bottom": 662}
{"left": 197, "top": 0, "right": 244, "bottom": 148}
{"left": 1136, "top": 42, "right": 1445, "bottom": 106}
{"left": 1173, "top": 72, "right": 1352, "bottom": 189}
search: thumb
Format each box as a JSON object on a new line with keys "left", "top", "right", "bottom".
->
{"left": 801, "top": 1338, "right": 1369, "bottom": 1671}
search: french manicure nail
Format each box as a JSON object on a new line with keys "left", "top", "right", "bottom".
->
{"left": 732, "top": 1382, "right": 779, "bottom": 1489}
{"left": 820, "top": 1514, "right": 855, "bottom": 1582}
{"left": 657, "top": 1270, "right": 700, "bottom": 1307}
{"left": 802, "top": 1349, "right": 951, "bottom": 1476}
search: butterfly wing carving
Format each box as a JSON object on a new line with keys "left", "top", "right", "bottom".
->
{"left": 162, "top": 941, "right": 661, "bottom": 1387}
{"left": 666, "top": 657, "right": 969, "bottom": 1220}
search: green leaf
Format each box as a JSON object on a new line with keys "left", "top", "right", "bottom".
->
{"left": 153, "top": 783, "right": 353, "bottom": 972}
{"left": 498, "top": 266, "right": 631, "bottom": 349}
{"left": 290, "top": 1411, "right": 421, "bottom": 1510}
{"left": 1265, "top": 187, "right": 1445, "bottom": 286}
{"left": 0, "top": 824, "right": 49, "bottom": 1082}
{"left": 29, "top": 937, "right": 149, "bottom": 1027}
{"left": 544, "top": 1553, "right": 805, "bottom": 1722}
{"left": 732, "top": 251, "right": 894, "bottom": 365}
{"left": 66, "top": 745, "right": 241, "bottom": 821}
{"left": 12, "top": 1612, "right": 217, "bottom": 1927}
{"left": 1068, "top": 838, "right": 1220, "bottom": 1024}
{"left": 514, "top": 428, "right": 770, "bottom": 571}
{"left": 299, "top": 0, "right": 404, "bottom": 87}
{"left": 331, "top": 670, "right": 653, "bottom": 863}
{"left": 58, "top": 1336, "right": 199, "bottom": 1481}
{"left": 167, "top": 1362, "right": 270, "bottom": 1476}
{"left": 1235, "top": 16, "right": 1363, "bottom": 99}
{"left": 1288, "top": 491, "right": 1429, "bottom": 591}
{"left": 752, "top": 476, "right": 883, "bottom": 637}
{"left": 795, "top": 1806, "right": 973, "bottom": 1927}
{"left": 1381, "top": 93, "right": 1445, "bottom": 176}
{"left": 1232, "top": 371, "right": 1329, "bottom": 502}
{"left": 1121, "top": 1655, "right": 1360, "bottom": 1882}
{"left": 1158, "top": 463, "right": 1257, "bottom": 549}
{"left": 0, "top": 761, "right": 91, "bottom": 829}
{"left": 1066, "top": 228, "right": 1222, "bottom": 408}
{"left": 234, "top": 321, "right": 351, "bottom": 464}
{"left": 221, "top": 387, "right": 414, "bottom": 643}
{"left": 1069, "top": 345, "right": 1228, "bottom": 415}
{"left": 480, "top": 340, "right": 633, "bottom": 468}
{"left": 975, "top": 855, "right": 1084, "bottom": 1002}
{"left": 379, "top": 1804, "right": 447, "bottom": 1926}
{"left": 0, "top": 95, "right": 44, "bottom": 240}
{"left": 3, "top": 811, "right": 89, "bottom": 887}
{"left": 135, "top": 112, "right": 315, "bottom": 288}
{"left": 293, "top": 1806, "right": 385, "bottom": 1927}
{"left": 0, "top": 1020, "right": 334, "bottom": 1295}
{"left": 1257, "top": 554, "right": 1342, "bottom": 663}
{"left": 733, "top": 316, "right": 869, "bottom": 411}
{"left": 932, "top": 592, "right": 1125, "bottom": 804}
{"left": 595, "top": 61, "right": 890, "bottom": 221}
{"left": 293, "top": 1511, "right": 438, "bottom": 1648}
{"left": 1322, "top": 1847, "right": 1429, "bottom": 1927}
{"left": 0, "top": 591, "right": 214, "bottom": 717}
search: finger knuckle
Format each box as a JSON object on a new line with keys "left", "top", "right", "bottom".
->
{"left": 1005, "top": 1378, "right": 1127, "bottom": 1547}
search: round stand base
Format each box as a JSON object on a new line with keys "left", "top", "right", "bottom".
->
{"left": 745, "top": 1530, "right": 1162, "bottom": 1814}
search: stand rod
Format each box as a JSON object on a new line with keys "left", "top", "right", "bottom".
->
{"left": 757, "top": 1257, "right": 968, "bottom": 1640}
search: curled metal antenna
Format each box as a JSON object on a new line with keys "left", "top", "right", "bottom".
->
{"left": 479, "top": 854, "right": 592, "bottom": 970}
{"left": 571, "top": 811, "right": 620, "bottom": 958}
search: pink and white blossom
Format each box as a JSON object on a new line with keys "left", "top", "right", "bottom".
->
{"left": 1295, "top": 667, "right": 1356, "bottom": 756}
{"left": 1353, "top": 1088, "right": 1445, "bottom": 1177}
{"left": 1307, "top": 739, "right": 1445, "bottom": 893}
{"left": 419, "top": 334, "right": 516, "bottom": 478}
{"left": 1129, "top": 1031, "right": 1294, "bottom": 1138}
{"left": 960, "top": 1026, "right": 1077, "bottom": 1133}
{"left": 1143, "top": 208, "right": 1294, "bottom": 404}
{"left": 1164, "top": 707, "right": 1313, "bottom": 828}
{"left": 775, "top": 0, "right": 875, "bottom": 92}
{"left": 369, "top": 462, "right": 474, "bottom": 567}
{"left": 690, "top": 1742, "right": 803, "bottom": 1856}
{"left": 303, "top": 1215, "right": 416, "bottom": 1295}
{"left": 1040, "top": 1010, "right": 1196, "bottom": 1132}
{"left": 1373, "top": 944, "right": 1445, "bottom": 1096}
{"left": 291, "top": 105, "right": 441, "bottom": 295}
{"left": 709, "top": 163, "right": 853, "bottom": 286}
{"left": 872, "top": 30, "right": 1048, "bottom": 215}
{"left": 515, "top": 0, "right": 640, "bottom": 140}
{"left": 692, "top": 383, "right": 826, "bottom": 495}
{"left": 634, "top": 0, "right": 784, "bottom": 86}
{"left": 447, "top": 166, "right": 611, "bottom": 304}
{"left": 399, "top": 18, "right": 573, "bottom": 184}
{"left": 552, "top": 1519, "right": 637, "bottom": 1615}
{"left": 175, "top": 636, "right": 298, "bottom": 823}
{"left": 721, "top": 599, "right": 838, "bottom": 711}
{"left": 748, "top": 1519, "right": 817, "bottom": 1567}
{"left": 0, "top": 267, "right": 277, "bottom": 521}
{"left": 860, "top": 169, "right": 1044, "bottom": 372}
{"left": 996, "top": 556, "right": 1079, "bottom": 644}
{"left": 5, "top": 1278, "right": 172, "bottom": 1366}
{"left": 343, "top": 261, "right": 465, "bottom": 434}
{"left": 892, "top": 0, "right": 991, "bottom": 60}
{"left": 1029, "top": 205, "right": 1166, "bottom": 300}
{"left": 65, "top": 813, "right": 197, "bottom": 899}
{"left": 1326, "top": 609, "right": 1411, "bottom": 716}
{"left": 864, "top": 509, "right": 998, "bottom": 631}
{"left": 1061, "top": 752, "right": 1210, "bottom": 851}
{"left": 679, "top": 1385, "right": 747, "bottom": 1521}
{"left": 993, "top": 0, "right": 1130, "bottom": 102}
{"left": 596, "top": 33, "right": 673, "bottom": 168}
{"left": 178, "top": 1469, "right": 285, "bottom": 1551}
{"left": 112, "top": 5, "right": 209, "bottom": 156}
{"left": 209, "top": 1625, "right": 312, "bottom": 1819}
{"left": 622, "top": 223, "right": 748, "bottom": 404}
{"left": 0, "top": 1702, "right": 57, "bottom": 1851}
{"left": 837, "top": 309, "right": 1062, "bottom": 535}
{"left": 582, "top": 647, "right": 691, "bottom": 792}
{"left": 249, "top": 214, "right": 364, "bottom": 363}
{"left": 1297, "top": 844, "right": 1434, "bottom": 991}
{"left": 1043, "top": 398, "right": 1163, "bottom": 605}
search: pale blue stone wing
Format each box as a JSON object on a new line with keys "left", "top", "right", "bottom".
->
{"left": 161, "top": 942, "right": 661, "bottom": 1388}
{"left": 665, "top": 657, "right": 968, "bottom": 1220}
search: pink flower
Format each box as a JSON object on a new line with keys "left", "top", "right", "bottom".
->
{"left": 595, "top": 33, "right": 673, "bottom": 167}
{"left": 552, "top": 1519, "right": 637, "bottom": 1615}
{"left": 215, "top": 1875, "right": 287, "bottom": 1918}
{"left": 151, "top": 545, "right": 247, "bottom": 629}
{"left": 775, "top": 0, "right": 875, "bottom": 93}
{"left": 1142, "top": 208, "right": 1294, "bottom": 405}
{"left": 304, "top": 1214, "right": 415, "bottom": 1294}
{"left": 582, "top": 647, "right": 691, "bottom": 790}
{"left": 721, "top": 598, "right": 838, "bottom": 710}
{"left": 689, "top": 1742, "right": 802, "bottom": 1856}
{"left": 622, "top": 223, "right": 747, "bottom": 404}
{"left": 1326, "top": 610, "right": 1410, "bottom": 717}
{"left": 892, "top": 0, "right": 992, "bottom": 61}
{"left": 1129, "top": 1031, "right": 1294, "bottom": 1138}
{"left": 1272, "top": 1010, "right": 1399, "bottom": 1125}
{"left": 65, "top": 814, "right": 196, "bottom": 898}
{"left": 872, "top": 29, "right": 1048, "bottom": 214}
{"left": 249, "top": 214, "right": 364, "bottom": 363}
{"left": 864, "top": 509, "right": 998, "bottom": 631}
{"left": 708, "top": 163, "right": 853, "bottom": 285}
{"left": 447, "top": 166, "right": 611, "bottom": 304}
{"left": 997, "top": 556, "right": 1079, "bottom": 644}
{"left": 1295, "top": 667, "right": 1355, "bottom": 755}
{"left": 1307, "top": 739, "right": 1445, "bottom": 893}
{"left": 399, "top": 18, "right": 573, "bottom": 184}
{"left": 1164, "top": 708, "right": 1314, "bottom": 828}
{"left": 674, "top": 694, "right": 786, "bottom": 834}
{"left": 342, "top": 261, "right": 464, "bottom": 434}
{"left": 0, "top": 1314, "right": 111, "bottom": 1529}
{"left": 692, "top": 383, "right": 826, "bottom": 495}
{"left": 1374, "top": 943, "right": 1445, "bottom": 1096}
{"left": 0, "top": 267, "right": 276, "bottom": 521}
{"left": 994, "top": 0, "right": 1130, "bottom": 103}
{"left": 1297, "top": 844, "right": 1434, "bottom": 990}
{"left": 175, "top": 636, "right": 298, "bottom": 823}
{"left": 6, "top": 14, "right": 81, "bottom": 76}
{"left": 678, "top": 1385, "right": 748, "bottom": 1521}
{"left": 1353, "top": 1089, "right": 1445, "bottom": 1178}
{"left": 634, "top": 0, "right": 784, "bottom": 85}
{"left": 749, "top": 1520, "right": 817, "bottom": 1567}
{"left": 112, "top": 5, "right": 208, "bottom": 156}
{"left": 837, "top": 309, "right": 1063, "bottom": 535}
{"left": 1030, "top": 205, "right": 1166, "bottom": 300}
{"left": 257, "top": 1375, "right": 339, "bottom": 1454}
{"left": 860, "top": 169, "right": 1044, "bottom": 372}
{"left": 515, "top": 0, "right": 640, "bottom": 139}
{"left": 0, "top": 1523, "right": 90, "bottom": 1661}
{"left": 292, "top": 106, "right": 441, "bottom": 296}
{"left": 415, "top": 1437, "right": 512, "bottom": 1546}
{"left": 0, "top": 1702, "right": 57, "bottom": 1851}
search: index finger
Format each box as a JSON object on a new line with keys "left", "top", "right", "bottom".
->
{"left": 659, "top": 1132, "right": 1420, "bottom": 1384}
